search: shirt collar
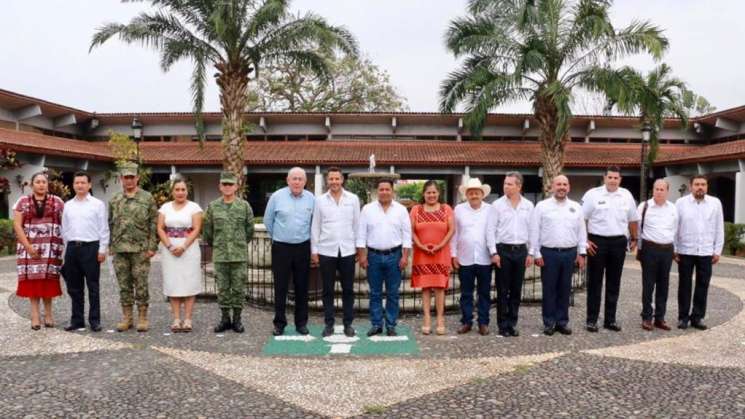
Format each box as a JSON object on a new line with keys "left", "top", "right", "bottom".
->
{"left": 324, "top": 188, "right": 347, "bottom": 201}
{"left": 73, "top": 193, "right": 91, "bottom": 202}
{"left": 649, "top": 199, "right": 670, "bottom": 208}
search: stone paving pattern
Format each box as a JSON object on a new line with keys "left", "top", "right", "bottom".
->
{"left": 1, "top": 255, "right": 744, "bottom": 417}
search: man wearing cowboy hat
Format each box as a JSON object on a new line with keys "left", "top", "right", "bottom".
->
{"left": 452, "top": 178, "right": 494, "bottom": 335}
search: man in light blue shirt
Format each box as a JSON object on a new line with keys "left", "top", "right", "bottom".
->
{"left": 264, "top": 167, "right": 315, "bottom": 336}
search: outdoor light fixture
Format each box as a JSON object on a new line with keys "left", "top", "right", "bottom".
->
{"left": 641, "top": 122, "right": 652, "bottom": 142}
{"left": 131, "top": 117, "right": 143, "bottom": 162}
{"left": 131, "top": 117, "right": 143, "bottom": 141}
{"left": 639, "top": 121, "right": 653, "bottom": 200}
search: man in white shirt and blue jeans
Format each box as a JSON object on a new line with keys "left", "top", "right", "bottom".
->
{"left": 356, "top": 179, "right": 412, "bottom": 337}
{"left": 60, "top": 171, "right": 110, "bottom": 332}
{"left": 453, "top": 178, "right": 494, "bottom": 336}
{"left": 674, "top": 175, "right": 725, "bottom": 330}
{"left": 311, "top": 167, "right": 361, "bottom": 338}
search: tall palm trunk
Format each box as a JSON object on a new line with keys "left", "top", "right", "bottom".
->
{"left": 216, "top": 61, "right": 251, "bottom": 191}
{"left": 534, "top": 94, "right": 567, "bottom": 195}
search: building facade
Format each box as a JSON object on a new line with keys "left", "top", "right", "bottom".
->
{"left": 0, "top": 87, "right": 744, "bottom": 223}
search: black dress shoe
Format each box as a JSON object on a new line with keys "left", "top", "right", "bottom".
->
{"left": 691, "top": 320, "right": 708, "bottom": 331}
{"left": 367, "top": 326, "right": 383, "bottom": 337}
{"left": 344, "top": 326, "right": 356, "bottom": 337}
{"left": 272, "top": 326, "right": 285, "bottom": 336}
{"left": 89, "top": 324, "right": 102, "bottom": 332}
{"left": 603, "top": 323, "right": 622, "bottom": 332}
{"left": 677, "top": 320, "right": 689, "bottom": 330}
{"left": 64, "top": 324, "right": 84, "bottom": 332}
{"left": 543, "top": 325, "right": 556, "bottom": 336}
{"left": 296, "top": 326, "right": 310, "bottom": 335}
{"left": 322, "top": 325, "right": 334, "bottom": 337}
{"left": 509, "top": 327, "right": 520, "bottom": 337}
{"left": 556, "top": 325, "right": 573, "bottom": 335}
{"left": 386, "top": 327, "right": 397, "bottom": 336}
{"left": 498, "top": 328, "right": 510, "bottom": 337}
{"left": 586, "top": 322, "right": 599, "bottom": 333}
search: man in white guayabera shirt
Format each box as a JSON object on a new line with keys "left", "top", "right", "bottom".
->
{"left": 487, "top": 172, "right": 533, "bottom": 337}
{"left": 530, "top": 175, "right": 587, "bottom": 336}
{"left": 311, "top": 167, "right": 360, "bottom": 338}
{"left": 674, "top": 175, "right": 724, "bottom": 331}
{"left": 356, "top": 178, "right": 412, "bottom": 337}
{"left": 637, "top": 179, "right": 678, "bottom": 332}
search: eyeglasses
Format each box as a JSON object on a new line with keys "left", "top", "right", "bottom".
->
{"left": 220, "top": 182, "right": 236, "bottom": 187}
{"left": 122, "top": 175, "right": 136, "bottom": 180}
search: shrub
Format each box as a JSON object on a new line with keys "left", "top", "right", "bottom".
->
{"left": 724, "top": 222, "right": 745, "bottom": 256}
{"left": 0, "top": 219, "right": 15, "bottom": 255}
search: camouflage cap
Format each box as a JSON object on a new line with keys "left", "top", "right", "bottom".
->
{"left": 119, "top": 162, "right": 138, "bottom": 177}
{"left": 219, "top": 171, "right": 237, "bottom": 184}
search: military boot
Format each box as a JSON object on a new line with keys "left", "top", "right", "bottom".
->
{"left": 214, "top": 309, "right": 232, "bottom": 333}
{"left": 116, "top": 305, "right": 133, "bottom": 332}
{"left": 232, "top": 308, "right": 245, "bottom": 333}
{"left": 136, "top": 305, "right": 149, "bottom": 332}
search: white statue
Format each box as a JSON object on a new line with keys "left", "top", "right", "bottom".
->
{"left": 369, "top": 154, "right": 376, "bottom": 173}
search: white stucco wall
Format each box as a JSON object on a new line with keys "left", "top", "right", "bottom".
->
{"left": 4, "top": 163, "right": 46, "bottom": 213}
{"left": 187, "top": 172, "right": 221, "bottom": 210}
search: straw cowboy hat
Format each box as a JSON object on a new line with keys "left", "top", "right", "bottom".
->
{"left": 458, "top": 178, "right": 491, "bottom": 197}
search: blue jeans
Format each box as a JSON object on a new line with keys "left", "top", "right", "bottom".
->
{"left": 540, "top": 247, "right": 576, "bottom": 328}
{"left": 459, "top": 264, "right": 492, "bottom": 326}
{"left": 367, "top": 249, "right": 402, "bottom": 329}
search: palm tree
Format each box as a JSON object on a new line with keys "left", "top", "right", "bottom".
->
{"left": 90, "top": 0, "right": 358, "bottom": 189}
{"left": 595, "top": 63, "right": 689, "bottom": 165}
{"left": 592, "top": 63, "right": 689, "bottom": 198}
{"left": 440, "top": 0, "right": 668, "bottom": 193}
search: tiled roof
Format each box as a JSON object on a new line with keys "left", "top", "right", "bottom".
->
{"left": 0, "top": 127, "right": 729, "bottom": 168}
{"left": 0, "top": 128, "right": 110, "bottom": 160}
{"left": 657, "top": 138, "right": 745, "bottom": 165}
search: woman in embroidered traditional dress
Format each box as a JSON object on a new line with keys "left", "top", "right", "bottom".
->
{"left": 156, "top": 177, "right": 203, "bottom": 332}
{"left": 13, "top": 172, "right": 65, "bottom": 330}
{"left": 410, "top": 180, "right": 454, "bottom": 335}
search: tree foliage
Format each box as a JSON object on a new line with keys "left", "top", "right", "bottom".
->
{"left": 91, "top": 0, "right": 358, "bottom": 189}
{"left": 440, "top": 0, "right": 668, "bottom": 193}
{"left": 247, "top": 54, "right": 408, "bottom": 112}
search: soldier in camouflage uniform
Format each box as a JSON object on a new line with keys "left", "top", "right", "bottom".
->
{"left": 108, "top": 162, "right": 159, "bottom": 332}
{"left": 202, "top": 171, "right": 255, "bottom": 333}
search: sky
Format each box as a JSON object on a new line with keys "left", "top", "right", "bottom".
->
{"left": 1, "top": 0, "right": 744, "bottom": 114}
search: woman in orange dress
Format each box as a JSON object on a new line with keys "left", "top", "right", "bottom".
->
{"left": 13, "top": 172, "right": 65, "bottom": 330}
{"left": 410, "top": 180, "right": 454, "bottom": 335}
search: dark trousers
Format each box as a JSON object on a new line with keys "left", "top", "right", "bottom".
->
{"left": 586, "top": 234, "right": 627, "bottom": 325}
{"left": 459, "top": 264, "right": 492, "bottom": 326}
{"left": 62, "top": 241, "right": 101, "bottom": 327}
{"left": 272, "top": 240, "right": 310, "bottom": 330}
{"left": 639, "top": 246, "right": 673, "bottom": 321}
{"left": 495, "top": 245, "right": 527, "bottom": 329}
{"left": 319, "top": 252, "right": 356, "bottom": 327}
{"left": 677, "top": 254, "right": 713, "bottom": 323}
{"left": 541, "top": 247, "right": 576, "bottom": 328}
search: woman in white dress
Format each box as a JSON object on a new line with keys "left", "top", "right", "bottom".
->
{"left": 156, "top": 177, "right": 203, "bottom": 332}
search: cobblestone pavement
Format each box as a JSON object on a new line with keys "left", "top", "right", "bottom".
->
{"left": 1, "top": 255, "right": 744, "bottom": 417}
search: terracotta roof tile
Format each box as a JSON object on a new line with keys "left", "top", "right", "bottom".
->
{"left": 0, "top": 128, "right": 110, "bottom": 160}
{"left": 657, "top": 139, "right": 745, "bottom": 165}
{"left": 0, "top": 127, "right": 726, "bottom": 168}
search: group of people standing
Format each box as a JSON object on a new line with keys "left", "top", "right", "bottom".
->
{"left": 13, "top": 163, "right": 724, "bottom": 338}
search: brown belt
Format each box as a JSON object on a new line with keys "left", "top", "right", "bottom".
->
{"left": 642, "top": 240, "right": 673, "bottom": 251}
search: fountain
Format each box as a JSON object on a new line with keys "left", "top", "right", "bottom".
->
{"left": 347, "top": 154, "right": 401, "bottom": 203}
